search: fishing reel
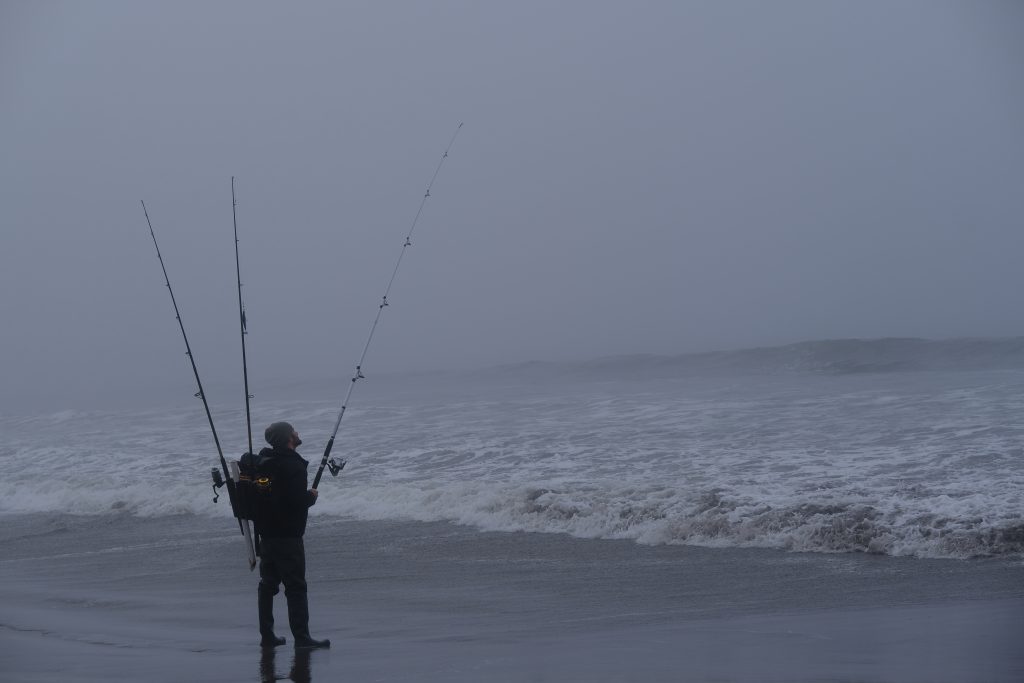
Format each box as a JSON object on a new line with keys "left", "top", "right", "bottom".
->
{"left": 211, "top": 468, "right": 225, "bottom": 503}
{"left": 327, "top": 458, "right": 347, "bottom": 476}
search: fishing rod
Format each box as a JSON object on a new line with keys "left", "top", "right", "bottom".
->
{"left": 142, "top": 201, "right": 256, "bottom": 569}
{"left": 231, "top": 181, "right": 260, "bottom": 573}
{"left": 142, "top": 200, "right": 235, "bottom": 516}
{"left": 312, "top": 122, "right": 464, "bottom": 489}
{"left": 232, "top": 177, "right": 254, "bottom": 455}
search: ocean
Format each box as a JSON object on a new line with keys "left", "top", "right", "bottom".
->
{"left": 2, "top": 338, "right": 1023, "bottom": 681}
{"left": 4, "top": 339, "right": 1023, "bottom": 560}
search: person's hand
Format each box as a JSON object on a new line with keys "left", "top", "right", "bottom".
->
{"left": 310, "top": 488, "right": 318, "bottom": 499}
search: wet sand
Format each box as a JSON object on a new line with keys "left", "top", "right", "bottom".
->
{"left": 1, "top": 514, "right": 1022, "bottom": 682}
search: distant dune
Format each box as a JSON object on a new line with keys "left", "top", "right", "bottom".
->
{"left": 489, "top": 337, "right": 1024, "bottom": 379}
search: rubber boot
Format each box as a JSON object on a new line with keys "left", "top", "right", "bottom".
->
{"left": 287, "top": 590, "right": 330, "bottom": 649}
{"left": 294, "top": 635, "right": 330, "bottom": 649}
{"left": 258, "top": 590, "right": 286, "bottom": 648}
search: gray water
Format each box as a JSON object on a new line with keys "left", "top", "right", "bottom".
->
{"left": 3, "top": 344, "right": 1023, "bottom": 560}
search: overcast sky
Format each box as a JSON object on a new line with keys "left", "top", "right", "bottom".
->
{"left": 2, "top": 1, "right": 1022, "bottom": 412}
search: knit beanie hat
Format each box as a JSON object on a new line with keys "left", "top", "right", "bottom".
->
{"left": 264, "top": 421, "right": 294, "bottom": 449}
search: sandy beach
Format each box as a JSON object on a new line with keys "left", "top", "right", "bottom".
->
{"left": 2, "top": 513, "right": 1021, "bottom": 682}
{"left": 5, "top": 1, "right": 1024, "bottom": 680}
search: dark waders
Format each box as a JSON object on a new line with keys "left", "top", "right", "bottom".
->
{"left": 257, "top": 537, "right": 313, "bottom": 643}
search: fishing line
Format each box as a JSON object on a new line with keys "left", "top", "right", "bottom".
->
{"left": 312, "top": 122, "right": 464, "bottom": 488}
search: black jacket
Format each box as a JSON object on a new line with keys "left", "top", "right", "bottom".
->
{"left": 254, "top": 446, "right": 317, "bottom": 538}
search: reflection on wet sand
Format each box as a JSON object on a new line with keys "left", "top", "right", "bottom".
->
{"left": 260, "top": 646, "right": 312, "bottom": 683}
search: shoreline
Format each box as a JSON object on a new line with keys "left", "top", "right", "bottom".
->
{"left": 1, "top": 514, "right": 1022, "bottom": 682}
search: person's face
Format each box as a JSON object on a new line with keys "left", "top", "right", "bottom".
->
{"left": 290, "top": 431, "right": 302, "bottom": 448}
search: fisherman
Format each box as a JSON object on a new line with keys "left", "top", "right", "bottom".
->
{"left": 253, "top": 421, "right": 330, "bottom": 649}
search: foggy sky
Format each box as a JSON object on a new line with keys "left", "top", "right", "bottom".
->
{"left": 2, "top": 0, "right": 1023, "bottom": 412}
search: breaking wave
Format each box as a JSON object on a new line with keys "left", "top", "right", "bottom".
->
{"left": 311, "top": 481, "right": 1024, "bottom": 560}
{"left": 2, "top": 476, "right": 1020, "bottom": 560}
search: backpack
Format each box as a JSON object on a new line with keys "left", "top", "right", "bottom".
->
{"left": 237, "top": 451, "right": 278, "bottom": 529}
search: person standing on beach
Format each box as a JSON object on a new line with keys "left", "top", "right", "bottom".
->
{"left": 253, "top": 421, "right": 330, "bottom": 649}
